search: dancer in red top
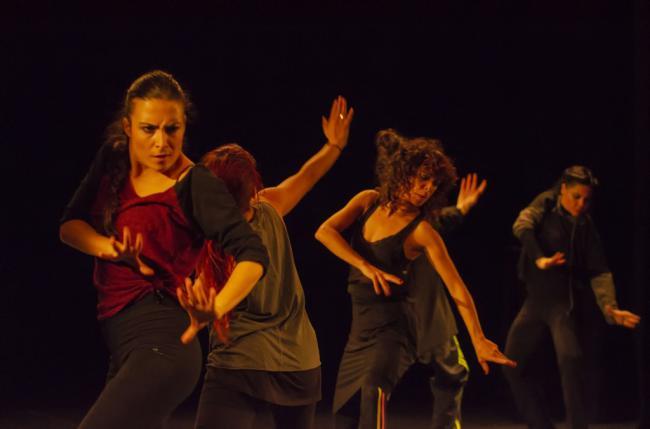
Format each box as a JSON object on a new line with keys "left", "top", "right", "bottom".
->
{"left": 60, "top": 70, "right": 268, "bottom": 429}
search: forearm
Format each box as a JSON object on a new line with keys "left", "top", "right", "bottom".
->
{"left": 448, "top": 282, "right": 487, "bottom": 346}
{"left": 214, "top": 261, "right": 264, "bottom": 318}
{"left": 437, "top": 206, "right": 464, "bottom": 236}
{"left": 590, "top": 272, "right": 618, "bottom": 323}
{"left": 59, "top": 220, "right": 114, "bottom": 257}
{"left": 315, "top": 224, "right": 368, "bottom": 270}
{"left": 294, "top": 143, "right": 341, "bottom": 190}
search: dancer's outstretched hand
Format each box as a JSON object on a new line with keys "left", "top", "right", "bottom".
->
{"left": 535, "top": 252, "right": 566, "bottom": 270}
{"left": 322, "top": 95, "right": 354, "bottom": 150}
{"left": 606, "top": 306, "right": 641, "bottom": 329}
{"left": 456, "top": 173, "right": 487, "bottom": 215}
{"left": 177, "top": 277, "right": 217, "bottom": 344}
{"left": 98, "top": 226, "right": 154, "bottom": 276}
{"left": 474, "top": 337, "right": 517, "bottom": 375}
{"left": 359, "top": 261, "right": 403, "bottom": 296}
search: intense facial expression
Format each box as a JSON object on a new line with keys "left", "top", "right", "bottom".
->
{"left": 560, "top": 183, "right": 592, "bottom": 217}
{"left": 123, "top": 98, "right": 186, "bottom": 173}
{"left": 401, "top": 165, "right": 438, "bottom": 208}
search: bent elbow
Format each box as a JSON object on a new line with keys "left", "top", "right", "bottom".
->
{"left": 59, "top": 222, "right": 72, "bottom": 245}
{"left": 314, "top": 224, "right": 328, "bottom": 243}
{"left": 314, "top": 225, "right": 324, "bottom": 243}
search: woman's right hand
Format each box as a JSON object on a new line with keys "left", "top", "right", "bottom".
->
{"left": 473, "top": 337, "right": 517, "bottom": 375}
{"left": 535, "top": 252, "right": 566, "bottom": 270}
{"left": 359, "top": 262, "right": 403, "bottom": 296}
{"left": 98, "top": 226, "right": 154, "bottom": 276}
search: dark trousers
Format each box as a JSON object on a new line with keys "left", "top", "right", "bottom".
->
{"left": 79, "top": 292, "right": 202, "bottom": 429}
{"left": 425, "top": 336, "right": 469, "bottom": 429}
{"left": 195, "top": 373, "right": 316, "bottom": 429}
{"left": 503, "top": 299, "right": 587, "bottom": 429}
{"left": 335, "top": 333, "right": 467, "bottom": 429}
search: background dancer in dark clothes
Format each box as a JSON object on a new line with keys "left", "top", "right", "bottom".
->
{"left": 503, "top": 165, "right": 640, "bottom": 429}
{"left": 59, "top": 70, "right": 269, "bottom": 429}
{"left": 178, "top": 96, "right": 354, "bottom": 429}
{"left": 315, "top": 129, "right": 514, "bottom": 429}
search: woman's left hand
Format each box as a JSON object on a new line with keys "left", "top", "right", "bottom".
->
{"left": 177, "top": 277, "right": 217, "bottom": 344}
{"left": 322, "top": 96, "right": 354, "bottom": 150}
{"left": 456, "top": 173, "right": 487, "bottom": 215}
{"left": 606, "top": 306, "right": 641, "bottom": 329}
{"left": 474, "top": 337, "right": 517, "bottom": 375}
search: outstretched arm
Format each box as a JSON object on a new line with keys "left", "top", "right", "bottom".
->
{"left": 315, "top": 190, "right": 403, "bottom": 295}
{"left": 260, "top": 96, "right": 354, "bottom": 217}
{"left": 177, "top": 260, "right": 264, "bottom": 344}
{"left": 412, "top": 221, "right": 516, "bottom": 374}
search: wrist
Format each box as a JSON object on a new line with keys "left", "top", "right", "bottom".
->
{"left": 214, "top": 299, "right": 226, "bottom": 320}
{"left": 96, "top": 236, "right": 117, "bottom": 259}
{"left": 326, "top": 141, "right": 343, "bottom": 153}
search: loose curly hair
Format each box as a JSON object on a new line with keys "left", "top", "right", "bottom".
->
{"left": 374, "top": 129, "right": 457, "bottom": 219}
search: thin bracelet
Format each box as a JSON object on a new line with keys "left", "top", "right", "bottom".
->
{"left": 327, "top": 142, "right": 343, "bottom": 152}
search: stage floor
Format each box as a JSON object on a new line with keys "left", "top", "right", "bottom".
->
{"left": 0, "top": 407, "right": 637, "bottom": 429}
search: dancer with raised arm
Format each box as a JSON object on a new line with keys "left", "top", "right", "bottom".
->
{"left": 178, "top": 96, "right": 354, "bottom": 429}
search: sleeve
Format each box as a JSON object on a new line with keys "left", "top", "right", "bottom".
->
{"left": 60, "top": 144, "right": 111, "bottom": 224}
{"left": 512, "top": 190, "right": 553, "bottom": 261}
{"left": 177, "top": 165, "right": 269, "bottom": 273}
{"left": 435, "top": 206, "right": 465, "bottom": 236}
{"left": 590, "top": 272, "right": 618, "bottom": 324}
{"left": 585, "top": 217, "right": 617, "bottom": 323}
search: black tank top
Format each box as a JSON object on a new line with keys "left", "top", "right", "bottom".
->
{"left": 347, "top": 201, "right": 424, "bottom": 300}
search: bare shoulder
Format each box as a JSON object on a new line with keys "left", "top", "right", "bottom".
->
{"left": 352, "top": 189, "right": 380, "bottom": 207}
{"left": 412, "top": 219, "right": 443, "bottom": 246}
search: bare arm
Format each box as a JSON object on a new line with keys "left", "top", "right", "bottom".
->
{"left": 412, "top": 221, "right": 515, "bottom": 373}
{"left": 60, "top": 219, "right": 116, "bottom": 258}
{"left": 260, "top": 96, "right": 354, "bottom": 216}
{"left": 314, "top": 190, "right": 403, "bottom": 295}
{"left": 214, "top": 261, "right": 264, "bottom": 318}
{"left": 60, "top": 220, "right": 153, "bottom": 276}
{"left": 177, "top": 260, "right": 264, "bottom": 344}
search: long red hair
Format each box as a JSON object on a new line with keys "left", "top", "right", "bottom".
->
{"left": 198, "top": 144, "right": 263, "bottom": 341}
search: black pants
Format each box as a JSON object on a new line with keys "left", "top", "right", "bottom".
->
{"left": 79, "top": 292, "right": 202, "bottom": 429}
{"left": 195, "top": 370, "right": 316, "bottom": 429}
{"left": 424, "top": 336, "right": 469, "bottom": 429}
{"left": 503, "top": 299, "right": 586, "bottom": 429}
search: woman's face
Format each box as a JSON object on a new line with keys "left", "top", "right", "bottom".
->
{"left": 560, "top": 182, "right": 592, "bottom": 217}
{"left": 123, "top": 98, "right": 186, "bottom": 174}
{"left": 401, "top": 165, "right": 438, "bottom": 208}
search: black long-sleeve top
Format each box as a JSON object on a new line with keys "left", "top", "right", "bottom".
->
{"left": 513, "top": 189, "right": 617, "bottom": 321}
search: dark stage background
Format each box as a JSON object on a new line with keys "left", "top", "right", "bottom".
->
{"left": 2, "top": 2, "right": 648, "bottom": 427}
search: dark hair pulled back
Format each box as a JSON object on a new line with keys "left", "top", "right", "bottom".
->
{"left": 101, "top": 70, "right": 193, "bottom": 234}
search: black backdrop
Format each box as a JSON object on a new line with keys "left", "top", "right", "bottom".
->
{"left": 2, "top": 2, "right": 647, "bottom": 425}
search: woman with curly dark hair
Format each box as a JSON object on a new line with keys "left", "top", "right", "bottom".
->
{"left": 315, "top": 129, "right": 515, "bottom": 429}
